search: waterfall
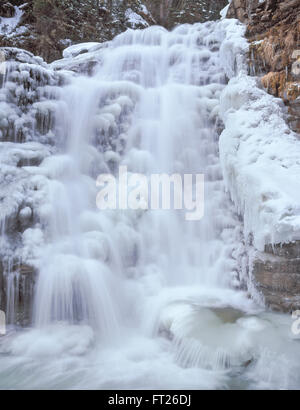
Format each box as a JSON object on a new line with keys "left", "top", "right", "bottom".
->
{"left": 33, "top": 22, "right": 244, "bottom": 332}
{"left": 1, "top": 21, "right": 300, "bottom": 390}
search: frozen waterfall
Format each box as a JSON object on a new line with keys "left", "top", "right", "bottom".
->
{"left": 0, "top": 20, "right": 300, "bottom": 390}
{"left": 34, "top": 23, "right": 243, "bottom": 331}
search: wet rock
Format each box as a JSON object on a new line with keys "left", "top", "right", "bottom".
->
{"left": 265, "top": 242, "right": 300, "bottom": 259}
{"left": 287, "top": 97, "right": 300, "bottom": 133}
{"left": 253, "top": 242, "right": 300, "bottom": 312}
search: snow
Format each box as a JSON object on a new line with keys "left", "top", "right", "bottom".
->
{"left": 52, "top": 43, "right": 108, "bottom": 74}
{"left": 219, "top": 19, "right": 300, "bottom": 250}
{"left": 0, "top": 6, "right": 23, "bottom": 36}
{"left": 141, "top": 5, "right": 150, "bottom": 16}
{"left": 125, "top": 8, "right": 149, "bottom": 28}
{"left": 63, "top": 42, "right": 101, "bottom": 59}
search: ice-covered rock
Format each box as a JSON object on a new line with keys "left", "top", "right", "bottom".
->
{"left": 62, "top": 43, "right": 102, "bottom": 59}
{"left": 219, "top": 16, "right": 300, "bottom": 311}
{"left": 220, "top": 74, "right": 300, "bottom": 250}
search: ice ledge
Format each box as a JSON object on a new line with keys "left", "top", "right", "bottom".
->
{"left": 219, "top": 73, "right": 300, "bottom": 251}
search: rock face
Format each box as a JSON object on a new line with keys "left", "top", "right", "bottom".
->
{"left": 0, "top": 0, "right": 228, "bottom": 62}
{"left": 253, "top": 243, "right": 300, "bottom": 312}
{"left": 227, "top": 0, "right": 300, "bottom": 312}
{"left": 0, "top": 0, "right": 155, "bottom": 62}
{"left": 227, "top": 0, "right": 300, "bottom": 133}
{"left": 145, "top": 0, "right": 228, "bottom": 28}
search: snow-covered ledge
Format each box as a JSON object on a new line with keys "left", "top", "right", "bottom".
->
{"left": 219, "top": 18, "right": 300, "bottom": 311}
{"left": 220, "top": 19, "right": 300, "bottom": 252}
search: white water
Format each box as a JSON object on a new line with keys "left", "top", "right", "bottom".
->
{"left": 1, "top": 22, "right": 300, "bottom": 390}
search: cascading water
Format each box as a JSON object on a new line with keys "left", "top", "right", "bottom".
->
{"left": 1, "top": 21, "right": 300, "bottom": 390}
{"left": 34, "top": 23, "right": 241, "bottom": 330}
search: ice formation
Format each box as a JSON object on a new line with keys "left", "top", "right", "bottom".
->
{"left": 219, "top": 22, "right": 300, "bottom": 250}
{"left": 0, "top": 16, "right": 300, "bottom": 390}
